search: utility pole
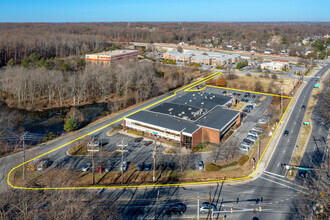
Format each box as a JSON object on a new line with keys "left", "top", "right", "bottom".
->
{"left": 258, "top": 137, "right": 260, "bottom": 163}
{"left": 118, "top": 139, "right": 127, "bottom": 185}
{"left": 280, "top": 85, "right": 283, "bottom": 115}
{"left": 154, "top": 189, "right": 160, "bottom": 220}
{"left": 153, "top": 136, "right": 157, "bottom": 182}
{"left": 91, "top": 137, "right": 95, "bottom": 185}
{"left": 197, "top": 195, "right": 200, "bottom": 220}
{"left": 209, "top": 185, "right": 212, "bottom": 219}
{"left": 21, "top": 132, "right": 27, "bottom": 184}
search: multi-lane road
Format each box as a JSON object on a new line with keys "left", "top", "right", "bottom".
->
{"left": 0, "top": 64, "right": 329, "bottom": 219}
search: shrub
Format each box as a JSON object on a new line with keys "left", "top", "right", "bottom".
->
{"left": 219, "top": 161, "right": 238, "bottom": 169}
{"left": 192, "top": 143, "right": 204, "bottom": 152}
{"left": 238, "top": 155, "right": 249, "bottom": 165}
{"left": 64, "top": 118, "right": 77, "bottom": 132}
{"left": 205, "top": 163, "right": 221, "bottom": 172}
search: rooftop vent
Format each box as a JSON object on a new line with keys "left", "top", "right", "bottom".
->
{"left": 201, "top": 102, "right": 204, "bottom": 105}
{"left": 188, "top": 108, "right": 192, "bottom": 110}
{"left": 185, "top": 102, "right": 187, "bottom": 105}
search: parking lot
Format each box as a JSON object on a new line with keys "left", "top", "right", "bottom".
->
{"left": 34, "top": 86, "right": 275, "bottom": 176}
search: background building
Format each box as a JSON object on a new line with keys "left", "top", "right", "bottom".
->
{"left": 85, "top": 49, "right": 138, "bottom": 65}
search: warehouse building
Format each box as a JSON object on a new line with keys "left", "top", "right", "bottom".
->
{"left": 85, "top": 49, "right": 138, "bottom": 65}
{"left": 124, "top": 91, "right": 240, "bottom": 148}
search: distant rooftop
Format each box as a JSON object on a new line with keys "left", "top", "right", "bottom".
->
{"left": 88, "top": 49, "right": 138, "bottom": 57}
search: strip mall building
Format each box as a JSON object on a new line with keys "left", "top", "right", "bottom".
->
{"left": 85, "top": 49, "right": 138, "bottom": 65}
{"left": 124, "top": 89, "right": 241, "bottom": 148}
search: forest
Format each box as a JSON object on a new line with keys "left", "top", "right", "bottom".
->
{"left": 1, "top": 22, "right": 329, "bottom": 66}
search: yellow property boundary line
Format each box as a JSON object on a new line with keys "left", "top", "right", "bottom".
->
{"left": 7, "top": 71, "right": 293, "bottom": 190}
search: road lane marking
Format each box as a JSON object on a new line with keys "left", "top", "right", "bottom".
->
{"left": 262, "top": 172, "right": 306, "bottom": 188}
{"left": 264, "top": 170, "right": 285, "bottom": 178}
{"left": 283, "top": 150, "right": 286, "bottom": 154}
{"left": 259, "top": 176, "right": 306, "bottom": 193}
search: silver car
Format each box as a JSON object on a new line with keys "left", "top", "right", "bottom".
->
{"left": 81, "top": 162, "right": 91, "bottom": 172}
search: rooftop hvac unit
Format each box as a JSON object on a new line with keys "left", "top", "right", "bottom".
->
{"left": 205, "top": 96, "right": 207, "bottom": 99}
{"left": 178, "top": 114, "right": 182, "bottom": 116}
{"left": 188, "top": 108, "right": 192, "bottom": 110}
{"left": 201, "top": 102, "right": 204, "bottom": 105}
{"left": 185, "top": 102, "right": 187, "bottom": 104}
{"left": 169, "top": 108, "right": 174, "bottom": 111}
{"left": 182, "top": 116, "right": 189, "bottom": 120}
{"left": 189, "top": 100, "right": 192, "bottom": 102}
{"left": 182, "top": 111, "right": 185, "bottom": 114}
{"left": 193, "top": 94, "right": 195, "bottom": 96}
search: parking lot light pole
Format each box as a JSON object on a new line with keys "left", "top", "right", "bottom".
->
{"left": 153, "top": 136, "right": 157, "bottom": 182}
{"left": 118, "top": 139, "right": 126, "bottom": 185}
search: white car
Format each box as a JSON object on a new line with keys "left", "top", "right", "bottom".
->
{"left": 81, "top": 162, "right": 91, "bottom": 172}
{"left": 239, "top": 145, "right": 250, "bottom": 151}
{"left": 258, "top": 118, "right": 268, "bottom": 124}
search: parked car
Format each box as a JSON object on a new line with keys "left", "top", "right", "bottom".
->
{"left": 241, "top": 142, "right": 253, "bottom": 148}
{"left": 198, "top": 161, "right": 204, "bottom": 170}
{"left": 200, "top": 202, "right": 216, "bottom": 213}
{"left": 246, "top": 135, "right": 257, "bottom": 142}
{"left": 248, "top": 130, "right": 260, "bottom": 137}
{"left": 258, "top": 118, "right": 268, "bottom": 124}
{"left": 37, "top": 159, "right": 51, "bottom": 171}
{"left": 236, "top": 93, "right": 241, "bottom": 97}
{"left": 144, "top": 163, "right": 152, "bottom": 171}
{"left": 241, "top": 98, "right": 245, "bottom": 102}
{"left": 121, "top": 161, "right": 128, "bottom": 172}
{"left": 243, "top": 107, "right": 250, "bottom": 113}
{"left": 137, "top": 163, "right": 145, "bottom": 171}
{"left": 243, "top": 138, "right": 254, "bottom": 145}
{"left": 222, "top": 91, "right": 227, "bottom": 94}
{"left": 134, "top": 137, "right": 143, "bottom": 143}
{"left": 244, "top": 99, "right": 249, "bottom": 103}
{"left": 81, "top": 163, "right": 91, "bottom": 172}
{"left": 241, "top": 112, "right": 247, "bottom": 118}
{"left": 105, "top": 161, "right": 112, "bottom": 172}
{"left": 232, "top": 93, "right": 236, "bottom": 96}
{"left": 252, "top": 95, "right": 256, "bottom": 99}
{"left": 239, "top": 144, "right": 250, "bottom": 151}
{"left": 301, "top": 105, "right": 306, "bottom": 110}
{"left": 167, "top": 203, "right": 187, "bottom": 214}
{"left": 97, "top": 164, "right": 105, "bottom": 172}
{"left": 252, "top": 126, "right": 262, "bottom": 132}
{"left": 246, "top": 105, "right": 254, "bottom": 109}
{"left": 144, "top": 141, "right": 153, "bottom": 146}
{"left": 284, "top": 130, "right": 289, "bottom": 136}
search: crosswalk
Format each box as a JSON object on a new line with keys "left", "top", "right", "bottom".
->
{"left": 261, "top": 170, "right": 306, "bottom": 193}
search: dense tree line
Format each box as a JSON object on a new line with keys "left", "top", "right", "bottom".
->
{"left": 1, "top": 22, "right": 329, "bottom": 66}
{"left": 0, "top": 61, "right": 194, "bottom": 110}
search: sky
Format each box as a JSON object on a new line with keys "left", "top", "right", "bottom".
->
{"left": 0, "top": 0, "right": 329, "bottom": 22}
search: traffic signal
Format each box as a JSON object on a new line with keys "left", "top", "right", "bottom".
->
{"left": 231, "top": 208, "right": 233, "bottom": 213}
{"left": 259, "top": 206, "right": 262, "bottom": 212}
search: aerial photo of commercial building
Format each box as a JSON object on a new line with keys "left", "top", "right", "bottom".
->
{"left": 85, "top": 49, "right": 138, "bottom": 65}
{"left": 124, "top": 90, "right": 240, "bottom": 148}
